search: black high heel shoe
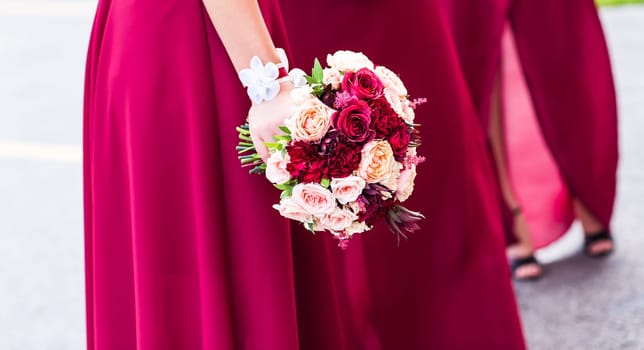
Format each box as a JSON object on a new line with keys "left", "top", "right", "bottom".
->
{"left": 510, "top": 255, "right": 543, "bottom": 281}
{"left": 508, "top": 206, "right": 544, "bottom": 281}
{"left": 584, "top": 230, "right": 614, "bottom": 258}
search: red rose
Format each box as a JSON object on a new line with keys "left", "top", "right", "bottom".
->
{"left": 342, "top": 68, "right": 384, "bottom": 100}
{"left": 286, "top": 141, "right": 328, "bottom": 183}
{"left": 332, "top": 100, "right": 375, "bottom": 143}
{"left": 369, "top": 97, "right": 403, "bottom": 139}
{"left": 388, "top": 124, "right": 411, "bottom": 162}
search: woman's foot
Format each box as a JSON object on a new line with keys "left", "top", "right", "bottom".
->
{"left": 509, "top": 254, "right": 543, "bottom": 281}
{"left": 584, "top": 230, "right": 614, "bottom": 258}
{"left": 507, "top": 209, "right": 543, "bottom": 280}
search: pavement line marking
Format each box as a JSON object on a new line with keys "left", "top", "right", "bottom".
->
{"left": 0, "top": 141, "right": 82, "bottom": 162}
{"left": 0, "top": 2, "right": 95, "bottom": 17}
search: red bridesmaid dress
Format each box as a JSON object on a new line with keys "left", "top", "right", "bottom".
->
{"left": 443, "top": 0, "right": 618, "bottom": 247}
{"left": 84, "top": 0, "right": 526, "bottom": 348}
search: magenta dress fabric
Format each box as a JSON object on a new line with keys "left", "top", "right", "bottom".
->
{"left": 84, "top": 0, "right": 525, "bottom": 349}
{"left": 443, "top": 0, "right": 619, "bottom": 245}
{"left": 280, "top": 0, "right": 526, "bottom": 349}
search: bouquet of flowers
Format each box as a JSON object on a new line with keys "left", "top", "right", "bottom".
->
{"left": 238, "top": 50, "right": 425, "bottom": 248}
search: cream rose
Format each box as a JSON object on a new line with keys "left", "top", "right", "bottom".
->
{"left": 265, "top": 151, "right": 291, "bottom": 184}
{"left": 395, "top": 165, "right": 417, "bottom": 202}
{"left": 375, "top": 66, "right": 407, "bottom": 97}
{"left": 273, "top": 198, "right": 313, "bottom": 223}
{"left": 285, "top": 99, "right": 333, "bottom": 142}
{"left": 291, "top": 183, "right": 336, "bottom": 217}
{"left": 323, "top": 67, "right": 342, "bottom": 89}
{"left": 326, "top": 50, "right": 374, "bottom": 72}
{"left": 358, "top": 140, "right": 395, "bottom": 183}
{"left": 380, "top": 161, "right": 403, "bottom": 192}
{"left": 319, "top": 207, "right": 357, "bottom": 232}
{"left": 331, "top": 176, "right": 366, "bottom": 204}
{"left": 289, "top": 86, "right": 314, "bottom": 106}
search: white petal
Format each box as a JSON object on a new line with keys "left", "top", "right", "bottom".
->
{"left": 263, "top": 62, "right": 279, "bottom": 80}
{"left": 249, "top": 56, "right": 263, "bottom": 70}
{"left": 238, "top": 68, "right": 255, "bottom": 87}
{"left": 276, "top": 48, "right": 289, "bottom": 71}
{"left": 289, "top": 68, "right": 308, "bottom": 88}
{"left": 264, "top": 82, "right": 280, "bottom": 101}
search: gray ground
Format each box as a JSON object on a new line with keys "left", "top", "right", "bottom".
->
{"left": 0, "top": 2, "right": 642, "bottom": 349}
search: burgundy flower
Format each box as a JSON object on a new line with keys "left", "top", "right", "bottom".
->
{"left": 342, "top": 68, "right": 384, "bottom": 100}
{"left": 301, "top": 158, "right": 328, "bottom": 183}
{"left": 331, "top": 100, "right": 375, "bottom": 143}
{"left": 388, "top": 124, "right": 411, "bottom": 162}
{"left": 327, "top": 139, "right": 362, "bottom": 178}
{"left": 320, "top": 88, "right": 337, "bottom": 109}
{"left": 286, "top": 141, "right": 328, "bottom": 183}
{"left": 369, "top": 97, "right": 403, "bottom": 139}
{"left": 357, "top": 191, "right": 396, "bottom": 226}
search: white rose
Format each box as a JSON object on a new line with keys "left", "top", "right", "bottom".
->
{"left": 285, "top": 99, "right": 333, "bottom": 142}
{"left": 319, "top": 207, "right": 357, "bottom": 232}
{"left": 331, "top": 176, "right": 366, "bottom": 204}
{"left": 291, "top": 183, "right": 336, "bottom": 217}
{"left": 375, "top": 66, "right": 407, "bottom": 97}
{"left": 401, "top": 99, "right": 415, "bottom": 124}
{"left": 346, "top": 221, "right": 370, "bottom": 236}
{"left": 384, "top": 87, "right": 405, "bottom": 118}
{"left": 290, "top": 86, "right": 314, "bottom": 106}
{"left": 395, "top": 165, "right": 417, "bottom": 202}
{"left": 326, "top": 50, "right": 374, "bottom": 72}
{"left": 265, "top": 151, "right": 291, "bottom": 184}
{"left": 346, "top": 200, "right": 363, "bottom": 214}
{"left": 273, "top": 198, "right": 313, "bottom": 223}
{"left": 323, "top": 67, "right": 343, "bottom": 90}
{"left": 380, "top": 161, "right": 403, "bottom": 192}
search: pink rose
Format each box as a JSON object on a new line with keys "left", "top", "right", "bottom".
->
{"left": 291, "top": 183, "right": 336, "bottom": 217}
{"left": 331, "top": 176, "right": 366, "bottom": 204}
{"left": 286, "top": 99, "right": 333, "bottom": 142}
{"left": 395, "top": 165, "right": 417, "bottom": 202}
{"left": 273, "top": 198, "right": 313, "bottom": 223}
{"left": 319, "top": 207, "right": 357, "bottom": 232}
{"left": 265, "top": 151, "right": 291, "bottom": 184}
{"left": 358, "top": 140, "right": 395, "bottom": 183}
{"left": 342, "top": 68, "right": 384, "bottom": 100}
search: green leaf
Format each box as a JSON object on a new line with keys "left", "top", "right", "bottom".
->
{"left": 305, "top": 75, "right": 317, "bottom": 84}
{"left": 320, "top": 178, "right": 331, "bottom": 188}
{"left": 312, "top": 58, "right": 324, "bottom": 84}
{"left": 279, "top": 126, "right": 291, "bottom": 134}
{"left": 274, "top": 182, "right": 294, "bottom": 191}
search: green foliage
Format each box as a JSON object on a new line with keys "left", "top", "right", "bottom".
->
{"left": 596, "top": 0, "right": 644, "bottom": 5}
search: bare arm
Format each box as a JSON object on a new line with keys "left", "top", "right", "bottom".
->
{"left": 202, "top": 0, "right": 280, "bottom": 72}
{"left": 203, "top": 0, "right": 295, "bottom": 161}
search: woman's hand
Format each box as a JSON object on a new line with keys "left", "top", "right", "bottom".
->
{"left": 247, "top": 84, "right": 296, "bottom": 161}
